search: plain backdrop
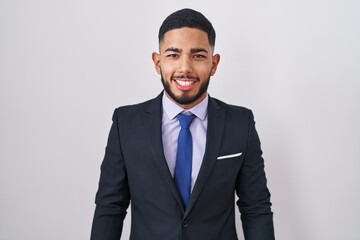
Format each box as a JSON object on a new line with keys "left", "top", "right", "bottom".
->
{"left": 1, "top": 0, "right": 359, "bottom": 239}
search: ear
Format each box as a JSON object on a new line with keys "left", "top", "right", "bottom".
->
{"left": 152, "top": 52, "right": 161, "bottom": 75}
{"left": 210, "top": 54, "right": 220, "bottom": 76}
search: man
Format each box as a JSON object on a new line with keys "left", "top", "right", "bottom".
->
{"left": 91, "top": 8, "right": 275, "bottom": 240}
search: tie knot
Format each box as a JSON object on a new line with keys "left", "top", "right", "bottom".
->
{"left": 177, "top": 113, "right": 195, "bottom": 129}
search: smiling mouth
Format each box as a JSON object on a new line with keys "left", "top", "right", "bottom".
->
{"left": 174, "top": 79, "right": 195, "bottom": 86}
{"left": 172, "top": 75, "right": 199, "bottom": 87}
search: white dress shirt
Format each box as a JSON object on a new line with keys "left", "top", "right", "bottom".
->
{"left": 162, "top": 93, "right": 208, "bottom": 191}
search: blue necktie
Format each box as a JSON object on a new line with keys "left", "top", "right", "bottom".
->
{"left": 175, "top": 113, "right": 195, "bottom": 208}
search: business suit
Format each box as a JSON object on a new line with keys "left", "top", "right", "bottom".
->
{"left": 91, "top": 92, "right": 274, "bottom": 240}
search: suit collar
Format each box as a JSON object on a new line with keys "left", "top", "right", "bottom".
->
{"left": 144, "top": 91, "right": 163, "bottom": 114}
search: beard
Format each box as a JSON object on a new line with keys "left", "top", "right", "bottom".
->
{"left": 161, "top": 73, "right": 211, "bottom": 105}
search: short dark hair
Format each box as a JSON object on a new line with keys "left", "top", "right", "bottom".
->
{"left": 158, "top": 8, "right": 216, "bottom": 47}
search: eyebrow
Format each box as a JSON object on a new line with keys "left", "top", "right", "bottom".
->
{"left": 164, "top": 47, "right": 208, "bottom": 54}
{"left": 164, "top": 47, "right": 181, "bottom": 53}
{"left": 190, "top": 48, "right": 208, "bottom": 54}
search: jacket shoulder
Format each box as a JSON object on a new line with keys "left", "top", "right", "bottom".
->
{"left": 115, "top": 98, "right": 153, "bottom": 113}
{"left": 210, "top": 96, "right": 252, "bottom": 115}
{"left": 112, "top": 94, "right": 161, "bottom": 119}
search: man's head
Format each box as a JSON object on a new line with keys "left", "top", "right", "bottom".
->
{"left": 153, "top": 8, "right": 220, "bottom": 109}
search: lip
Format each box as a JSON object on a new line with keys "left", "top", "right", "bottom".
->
{"left": 173, "top": 78, "right": 197, "bottom": 91}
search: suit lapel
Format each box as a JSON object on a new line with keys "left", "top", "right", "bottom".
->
{"left": 141, "top": 93, "right": 184, "bottom": 211}
{"left": 185, "top": 97, "right": 226, "bottom": 217}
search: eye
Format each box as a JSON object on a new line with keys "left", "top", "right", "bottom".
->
{"left": 166, "top": 54, "right": 178, "bottom": 58}
{"left": 193, "top": 54, "right": 206, "bottom": 59}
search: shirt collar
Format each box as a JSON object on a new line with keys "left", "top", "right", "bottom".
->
{"left": 162, "top": 92, "right": 208, "bottom": 121}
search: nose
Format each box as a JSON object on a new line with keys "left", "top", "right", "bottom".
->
{"left": 177, "top": 56, "right": 193, "bottom": 73}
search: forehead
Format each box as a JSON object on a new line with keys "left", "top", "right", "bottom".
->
{"left": 160, "top": 27, "right": 211, "bottom": 50}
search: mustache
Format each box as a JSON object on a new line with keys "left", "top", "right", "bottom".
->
{"left": 172, "top": 74, "right": 199, "bottom": 80}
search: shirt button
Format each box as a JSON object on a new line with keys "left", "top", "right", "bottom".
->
{"left": 182, "top": 219, "right": 191, "bottom": 228}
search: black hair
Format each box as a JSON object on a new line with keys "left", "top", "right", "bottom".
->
{"left": 158, "top": 8, "right": 216, "bottom": 47}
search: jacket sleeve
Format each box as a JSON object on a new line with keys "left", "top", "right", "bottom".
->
{"left": 236, "top": 110, "right": 275, "bottom": 240}
{"left": 91, "top": 109, "right": 130, "bottom": 240}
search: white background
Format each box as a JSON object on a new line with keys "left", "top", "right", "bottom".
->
{"left": 1, "top": 0, "right": 359, "bottom": 239}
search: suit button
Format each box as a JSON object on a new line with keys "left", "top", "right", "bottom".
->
{"left": 182, "top": 219, "right": 191, "bottom": 228}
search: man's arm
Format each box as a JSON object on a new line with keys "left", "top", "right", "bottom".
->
{"left": 236, "top": 110, "right": 275, "bottom": 240}
{"left": 91, "top": 109, "right": 130, "bottom": 240}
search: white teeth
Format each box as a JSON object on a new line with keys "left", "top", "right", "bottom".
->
{"left": 176, "top": 80, "right": 194, "bottom": 86}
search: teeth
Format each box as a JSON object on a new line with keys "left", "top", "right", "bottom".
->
{"left": 176, "top": 80, "right": 194, "bottom": 86}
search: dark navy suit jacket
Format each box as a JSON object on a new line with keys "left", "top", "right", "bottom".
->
{"left": 91, "top": 93, "right": 274, "bottom": 240}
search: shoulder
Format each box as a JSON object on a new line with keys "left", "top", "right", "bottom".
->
{"left": 115, "top": 99, "right": 152, "bottom": 114}
{"left": 209, "top": 97, "right": 257, "bottom": 135}
{"left": 112, "top": 93, "right": 162, "bottom": 118}
{"left": 209, "top": 96, "right": 253, "bottom": 118}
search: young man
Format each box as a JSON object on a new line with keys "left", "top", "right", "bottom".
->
{"left": 91, "top": 8, "right": 275, "bottom": 240}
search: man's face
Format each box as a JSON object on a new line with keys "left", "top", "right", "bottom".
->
{"left": 152, "top": 27, "right": 220, "bottom": 109}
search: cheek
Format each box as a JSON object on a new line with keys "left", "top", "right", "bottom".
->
{"left": 159, "top": 67, "right": 170, "bottom": 78}
{"left": 159, "top": 63, "right": 175, "bottom": 77}
{"left": 196, "top": 63, "right": 213, "bottom": 77}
